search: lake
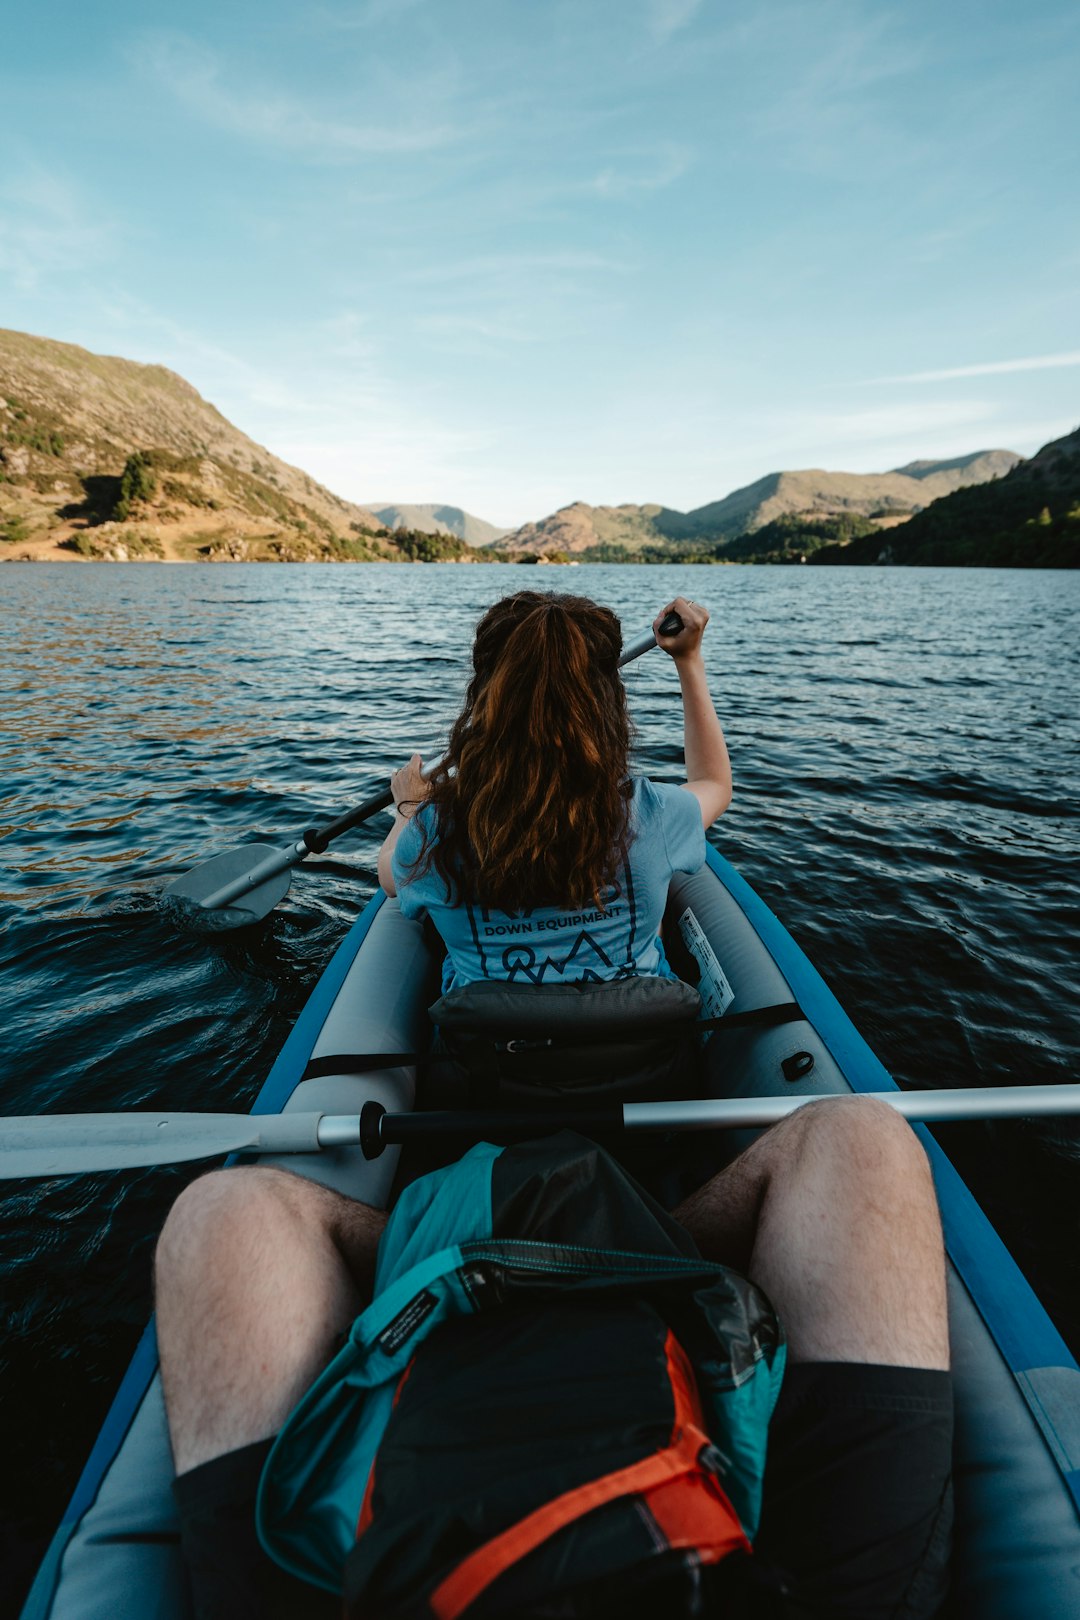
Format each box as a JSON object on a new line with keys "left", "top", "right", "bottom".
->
{"left": 1, "top": 561, "right": 1077, "bottom": 1607}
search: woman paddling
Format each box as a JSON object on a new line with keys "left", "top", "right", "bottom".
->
{"left": 377, "top": 591, "right": 730, "bottom": 990}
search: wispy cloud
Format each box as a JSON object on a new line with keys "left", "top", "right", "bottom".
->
{"left": 290, "top": 418, "right": 498, "bottom": 499}
{"left": 590, "top": 142, "right": 693, "bottom": 197}
{"left": 414, "top": 313, "right": 540, "bottom": 346}
{"left": 735, "top": 5, "right": 928, "bottom": 176}
{"left": 129, "top": 30, "right": 462, "bottom": 157}
{"left": 94, "top": 294, "right": 352, "bottom": 416}
{"left": 755, "top": 398, "right": 1000, "bottom": 461}
{"left": 646, "top": 0, "right": 703, "bottom": 43}
{"left": 310, "top": 0, "right": 429, "bottom": 29}
{"left": 874, "top": 351, "right": 1080, "bottom": 384}
{"left": 0, "top": 166, "right": 112, "bottom": 291}
{"left": 406, "top": 251, "right": 630, "bottom": 285}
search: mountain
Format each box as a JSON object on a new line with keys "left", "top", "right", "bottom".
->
{"left": 504, "top": 451, "right": 1022, "bottom": 556}
{"left": 370, "top": 504, "right": 510, "bottom": 546}
{"left": 504, "top": 501, "right": 679, "bottom": 555}
{"left": 810, "top": 428, "right": 1080, "bottom": 567}
{"left": 683, "top": 451, "right": 1020, "bottom": 536}
{"left": 0, "top": 328, "right": 392, "bottom": 561}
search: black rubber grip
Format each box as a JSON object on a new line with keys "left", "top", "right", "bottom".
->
{"left": 372, "top": 1104, "right": 623, "bottom": 1154}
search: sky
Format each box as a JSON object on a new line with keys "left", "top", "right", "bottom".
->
{"left": 1, "top": 0, "right": 1078, "bottom": 527}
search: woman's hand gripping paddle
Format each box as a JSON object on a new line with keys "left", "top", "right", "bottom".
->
{"left": 163, "top": 610, "right": 683, "bottom": 929}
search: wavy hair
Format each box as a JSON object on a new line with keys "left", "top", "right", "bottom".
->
{"left": 407, "top": 592, "right": 632, "bottom": 912}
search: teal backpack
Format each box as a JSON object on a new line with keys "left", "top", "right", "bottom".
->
{"left": 257, "top": 1133, "right": 785, "bottom": 1617}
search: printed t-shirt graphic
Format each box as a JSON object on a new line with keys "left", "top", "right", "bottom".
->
{"left": 391, "top": 778, "right": 706, "bottom": 987}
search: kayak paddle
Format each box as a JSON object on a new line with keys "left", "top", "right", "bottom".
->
{"left": 3, "top": 1084, "right": 1077, "bottom": 1178}
{"left": 164, "top": 610, "right": 684, "bottom": 927}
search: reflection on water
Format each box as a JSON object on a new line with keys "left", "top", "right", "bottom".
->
{"left": 1, "top": 561, "right": 1078, "bottom": 1600}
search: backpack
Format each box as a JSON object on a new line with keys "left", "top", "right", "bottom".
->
{"left": 257, "top": 1134, "right": 785, "bottom": 1617}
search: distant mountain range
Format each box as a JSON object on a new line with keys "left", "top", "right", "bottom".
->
{"left": 1, "top": 326, "right": 1073, "bottom": 567}
{"left": 369, "top": 504, "right": 510, "bottom": 546}
{"left": 502, "top": 451, "right": 1021, "bottom": 555}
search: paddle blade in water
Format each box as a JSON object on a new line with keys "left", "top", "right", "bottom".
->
{"left": 164, "top": 844, "right": 293, "bottom": 928}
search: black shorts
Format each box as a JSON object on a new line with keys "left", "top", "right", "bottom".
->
{"left": 174, "top": 1361, "right": 953, "bottom": 1620}
{"left": 753, "top": 1361, "right": 953, "bottom": 1618}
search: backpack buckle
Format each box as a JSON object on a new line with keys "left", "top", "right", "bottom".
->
{"left": 698, "top": 1441, "right": 732, "bottom": 1478}
{"left": 498, "top": 1037, "right": 555, "bottom": 1054}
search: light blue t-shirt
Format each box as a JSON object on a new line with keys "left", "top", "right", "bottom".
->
{"left": 391, "top": 777, "right": 706, "bottom": 989}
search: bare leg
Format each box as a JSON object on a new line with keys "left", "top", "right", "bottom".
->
{"left": 156, "top": 1166, "right": 387, "bottom": 1474}
{"left": 674, "top": 1096, "right": 949, "bottom": 1369}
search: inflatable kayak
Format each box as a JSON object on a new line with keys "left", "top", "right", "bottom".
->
{"left": 20, "top": 846, "right": 1080, "bottom": 1618}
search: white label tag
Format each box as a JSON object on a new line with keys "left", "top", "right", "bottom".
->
{"left": 677, "top": 908, "right": 735, "bottom": 1021}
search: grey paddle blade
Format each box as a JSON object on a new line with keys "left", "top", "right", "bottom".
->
{"left": 0, "top": 1111, "right": 328, "bottom": 1179}
{"left": 164, "top": 843, "right": 294, "bottom": 928}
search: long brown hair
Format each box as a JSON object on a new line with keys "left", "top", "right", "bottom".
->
{"left": 408, "top": 591, "right": 632, "bottom": 912}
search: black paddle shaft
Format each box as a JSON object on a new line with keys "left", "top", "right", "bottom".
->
{"left": 360, "top": 1099, "right": 623, "bottom": 1159}
{"left": 303, "top": 786, "right": 394, "bottom": 854}
{"left": 300, "top": 610, "right": 685, "bottom": 856}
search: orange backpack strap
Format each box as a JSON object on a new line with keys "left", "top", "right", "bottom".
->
{"left": 428, "top": 1331, "right": 749, "bottom": 1620}
{"left": 355, "top": 1357, "right": 416, "bottom": 1541}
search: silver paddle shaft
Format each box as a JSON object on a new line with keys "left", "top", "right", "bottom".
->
{"left": 198, "top": 841, "right": 308, "bottom": 911}
{"left": 625, "top": 1085, "right": 1080, "bottom": 1129}
{"left": 618, "top": 624, "right": 664, "bottom": 664}
{"left": 6, "top": 1086, "right": 1078, "bottom": 1180}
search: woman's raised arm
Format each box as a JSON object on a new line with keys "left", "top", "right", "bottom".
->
{"left": 377, "top": 753, "right": 429, "bottom": 896}
{"left": 654, "top": 598, "right": 732, "bottom": 828}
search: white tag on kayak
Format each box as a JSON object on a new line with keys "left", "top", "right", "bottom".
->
{"left": 677, "top": 908, "right": 735, "bottom": 1021}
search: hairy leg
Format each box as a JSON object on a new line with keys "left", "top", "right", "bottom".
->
{"left": 156, "top": 1166, "right": 388, "bottom": 1474}
{"left": 674, "top": 1095, "right": 949, "bottom": 1369}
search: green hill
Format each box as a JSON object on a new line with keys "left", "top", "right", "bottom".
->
{"left": 0, "top": 327, "right": 393, "bottom": 561}
{"left": 809, "top": 427, "right": 1080, "bottom": 567}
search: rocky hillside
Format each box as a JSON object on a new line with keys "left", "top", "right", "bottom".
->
{"left": 504, "top": 501, "right": 679, "bottom": 555}
{"left": 370, "top": 503, "right": 509, "bottom": 546}
{"left": 505, "top": 450, "right": 1021, "bottom": 555}
{"left": 811, "top": 427, "right": 1080, "bottom": 567}
{"left": 0, "top": 328, "right": 392, "bottom": 561}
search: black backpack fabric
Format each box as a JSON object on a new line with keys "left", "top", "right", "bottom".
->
{"left": 344, "top": 1297, "right": 748, "bottom": 1619}
{"left": 258, "top": 1135, "right": 786, "bottom": 1618}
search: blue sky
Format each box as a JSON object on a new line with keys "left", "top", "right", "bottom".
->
{"left": 2, "top": 0, "right": 1077, "bottom": 526}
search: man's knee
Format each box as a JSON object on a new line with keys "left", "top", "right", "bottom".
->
{"left": 155, "top": 1166, "right": 302, "bottom": 1286}
{"left": 786, "top": 1094, "right": 936, "bottom": 1196}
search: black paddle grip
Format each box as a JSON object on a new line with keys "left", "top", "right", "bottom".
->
{"left": 360, "top": 1100, "right": 624, "bottom": 1159}
{"left": 658, "top": 610, "right": 684, "bottom": 637}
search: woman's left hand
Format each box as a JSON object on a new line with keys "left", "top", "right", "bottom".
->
{"left": 390, "top": 753, "right": 429, "bottom": 816}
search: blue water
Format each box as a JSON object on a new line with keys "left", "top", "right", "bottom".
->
{"left": 2, "top": 562, "right": 1078, "bottom": 1604}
